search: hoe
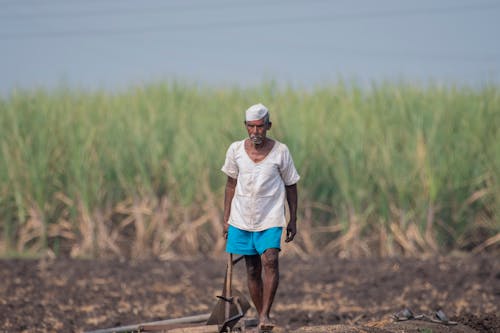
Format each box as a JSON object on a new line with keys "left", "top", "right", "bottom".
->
{"left": 85, "top": 254, "right": 251, "bottom": 333}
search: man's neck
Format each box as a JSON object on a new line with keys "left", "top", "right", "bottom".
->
{"left": 244, "top": 138, "right": 275, "bottom": 163}
{"left": 252, "top": 138, "right": 267, "bottom": 150}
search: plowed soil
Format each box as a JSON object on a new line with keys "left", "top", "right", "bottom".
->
{"left": 0, "top": 254, "right": 498, "bottom": 333}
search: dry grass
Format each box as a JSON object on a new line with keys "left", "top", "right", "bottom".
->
{"left": 10, "top": 193, "right": 499, "bottom": 259}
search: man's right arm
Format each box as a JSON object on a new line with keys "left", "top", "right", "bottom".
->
{"left": 223, "top": 176, "right": 237, "bottom": 238}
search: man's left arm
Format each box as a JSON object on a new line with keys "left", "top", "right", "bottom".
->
{"left": 285, "top": 183, "right": 298, "bottom": 242}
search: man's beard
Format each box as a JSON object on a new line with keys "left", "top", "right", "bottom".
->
{"left": 250, "top": 134, "right": 264, "bottom": 145}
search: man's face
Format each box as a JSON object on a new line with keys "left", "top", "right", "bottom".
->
{"left": 245, "top": 118, "right": 271, "bottom": 145}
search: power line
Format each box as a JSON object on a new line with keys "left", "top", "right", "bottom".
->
{"left": 0, "top": 1, "right": 270, "bottom": 20}
{"left": 0, "top": 0, "right": 324, "bottom": 17}
{"left": 2, "top": 0, "right": 499, "bottom": 21}
{"left": 0, "top": 2, "right": 499, "bottom": 41}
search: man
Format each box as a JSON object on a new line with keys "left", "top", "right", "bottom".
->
{"left": 221, "top": 103, "right": 300, "bottom": 331}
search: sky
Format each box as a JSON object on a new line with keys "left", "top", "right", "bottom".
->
{"left": 1, "top": 0, "right": 500, "bottom": 94}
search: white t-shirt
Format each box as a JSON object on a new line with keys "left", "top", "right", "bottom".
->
{"left": 221, "top": 139, "right": 300, "bottom": 231}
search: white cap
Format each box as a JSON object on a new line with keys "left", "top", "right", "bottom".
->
{"left": 245, "top": 103, "right": 269, "bottom": 121}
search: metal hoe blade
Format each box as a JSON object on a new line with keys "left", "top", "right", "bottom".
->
{"left": 206, "top": 254, "right": 251, "bottom": 332}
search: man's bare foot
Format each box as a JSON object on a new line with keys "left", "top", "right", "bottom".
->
{"left": 258, "top": 317, "right": 275, "bottom": 332}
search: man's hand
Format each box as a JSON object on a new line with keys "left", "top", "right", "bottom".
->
{"left": 223, "top": 221, "right": 229, "bottom": 239}
{"left": 285, "top": 220, "right": 297, "bottom": 242}
{"left": 285, "top": 184, "right": 298, "bottom": 243}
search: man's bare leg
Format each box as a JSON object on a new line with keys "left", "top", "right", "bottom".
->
{"left": 260, "top": 249, "right": 279, "bottom": 329}
{"left": 245, "top": 254, "right": 263, "bottom": 315}
{"left": 246, "top": 249, "right": 280, "bottom": 330}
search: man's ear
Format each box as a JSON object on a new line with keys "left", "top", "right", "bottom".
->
{"left": 267, "top": 121, "right": 272, "bottom": 130}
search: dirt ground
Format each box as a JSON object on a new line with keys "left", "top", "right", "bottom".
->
{"left": 0, "top": 253, "right": 498, "bottom": 333}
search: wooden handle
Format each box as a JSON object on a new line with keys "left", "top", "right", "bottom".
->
{"left": 224, "top": 253, "right": 233, "bottom": 320}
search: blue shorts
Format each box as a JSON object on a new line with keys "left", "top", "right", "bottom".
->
{"left": 226, "top": 225, "right": 283, "bottom": 255}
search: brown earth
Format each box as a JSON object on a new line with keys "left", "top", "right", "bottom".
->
{"left": 0, "top": 253, "right": 498, "bottom": 333}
